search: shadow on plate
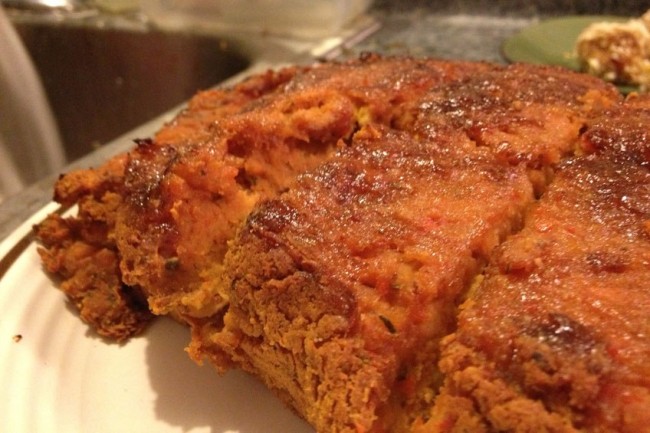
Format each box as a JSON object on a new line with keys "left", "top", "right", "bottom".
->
{"left": 145, "top": 317, "right": 313, "bottom": 432}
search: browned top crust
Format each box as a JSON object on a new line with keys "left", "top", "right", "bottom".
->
{"left": 581, "top": 92, "right": 650, "bottom": 166}
{"left": 114, "top": 56, "right": 490, "bottom": 319}
{"left": 34, "top": 55, "right": 649, "bottom": 433}
{"left": 412, "top": 63, "right": 621, "bottom": 166}
{"left": 193, "top": 124, "right": 534, "bottom": 432}
{"left": 35, "top": 56, "right": 621, "bottom": 341}
{"left": 420, "top": 100, "right": 650, "bottom": 433}
{"left": 185, "top": 61, "right": 624, "bottom": 433}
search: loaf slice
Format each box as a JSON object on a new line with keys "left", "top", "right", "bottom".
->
{"left": 421, "top": 98, "right": 650, "bottom": 433}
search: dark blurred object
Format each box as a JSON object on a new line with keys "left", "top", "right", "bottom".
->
{"left": 0, "top": 7, "right": 64, "bottom": 201}
{"left": 11, "top": 21, "right": 250, "bottom": 161}
{"left": 374, "top": 0, "right": 648, "bottom": 17}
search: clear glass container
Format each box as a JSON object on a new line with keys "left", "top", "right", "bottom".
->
{"left": 140, "top": 0, "right": 373, "bottom": 39}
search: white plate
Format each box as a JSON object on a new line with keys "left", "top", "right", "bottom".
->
{"left": 0, "top": 203, "right": 312, "bottom": 433}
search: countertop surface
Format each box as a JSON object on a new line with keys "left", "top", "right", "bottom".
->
{"left": 0, "top": 1, "right": 646, "bottom": 241}
{"left": 350, "top": 10, "right": 532, "bottom": 62}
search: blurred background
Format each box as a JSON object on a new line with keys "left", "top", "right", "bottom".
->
{"left": 0, "top": 0, "right": 648, "bottom": 207}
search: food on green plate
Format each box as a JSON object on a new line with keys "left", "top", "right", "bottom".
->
{"left": 576, "top": 11, "right": 650, "bottom": 91}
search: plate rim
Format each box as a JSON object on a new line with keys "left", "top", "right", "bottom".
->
{"left": 501, "top": 14, "right": 630, "bottom": 67}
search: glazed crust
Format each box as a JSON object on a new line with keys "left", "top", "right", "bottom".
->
{"left": 186, "top": 62, "right": 622, "bottom": 432}
{"left": 192, "top": 124, "right": 534, "bottom": 432}
{"left": 34, "top": 56, "right": 649, "bottom": 433}
{"left": 115, "top": 56, "right": 487, "bottom": 320}
{"left": 419, "top": 99, "right": 650, "bottom": 433}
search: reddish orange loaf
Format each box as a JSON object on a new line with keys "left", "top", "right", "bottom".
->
{"left": 35, "top": 56, "right": 650, "bottom": 432}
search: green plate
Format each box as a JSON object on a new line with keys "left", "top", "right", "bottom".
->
{"left": 502, "top": 15, "right": 636, "bottom": 93}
